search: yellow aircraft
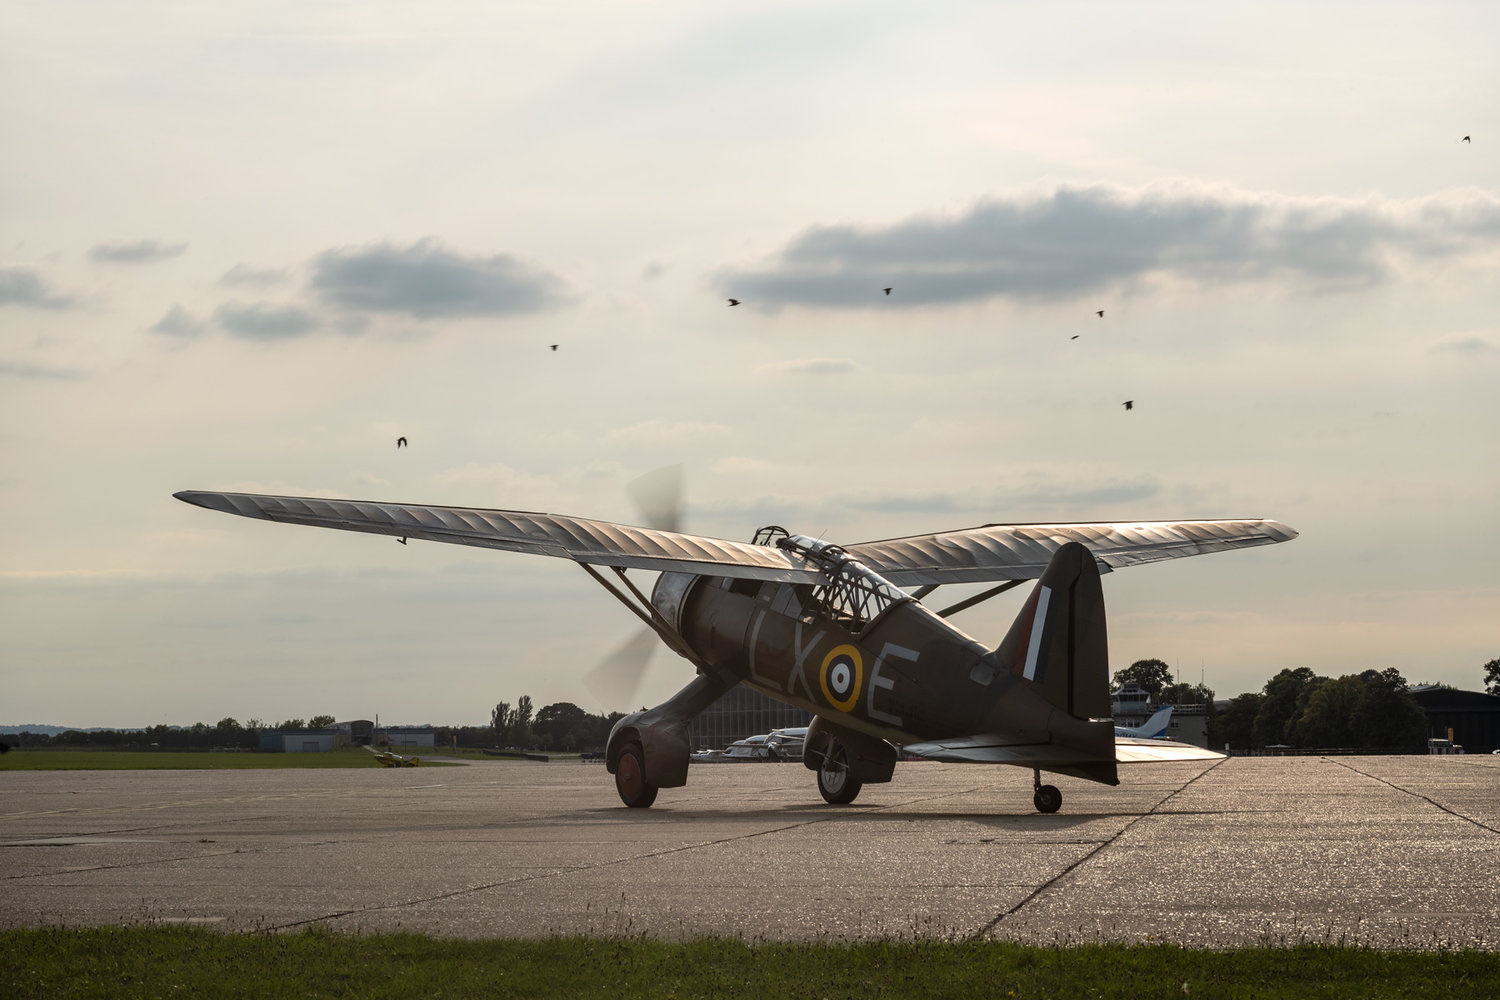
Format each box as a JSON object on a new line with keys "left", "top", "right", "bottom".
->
{"left": 364, "top": 745, "right": 420, "bottom": 767}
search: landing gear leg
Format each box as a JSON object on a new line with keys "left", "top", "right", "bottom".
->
{"left": 1032, "top": 768, "right": 1061, "bottom": 814}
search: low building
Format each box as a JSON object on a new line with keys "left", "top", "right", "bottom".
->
{"left": 689, "top": 687, "right": 812, "bottom": 751}
{"left": 1410, "top": 686, "right": 1500, "bottom": 754}
{"left": 382, "top": 727, "right": 436, "bottom": 749}
{"left": 1110, "top": 686, "right": 1210, "bottom": 749}
{"left": 257, "top": 728, "right": 347, "bottom": 753}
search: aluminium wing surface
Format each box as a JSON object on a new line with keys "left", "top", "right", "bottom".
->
{"left": 174, "top": 491, "right": 821, "bottom": 582}
{"left": 842, "top": 519, "right": 1297, "bottom": 587}
{"left": 902, "top": 734, "right": 1225, "bottom": 764}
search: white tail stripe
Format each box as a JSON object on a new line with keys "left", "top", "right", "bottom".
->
{"left": 1022, "top": 585, "right": 1052, "bottom": 681}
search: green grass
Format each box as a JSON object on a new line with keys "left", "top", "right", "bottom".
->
{"left": 0, "top": 747, "right": 460, "bottom": 770}
{"left": 2, "top": 927, "right": 1496, "bottom": 999}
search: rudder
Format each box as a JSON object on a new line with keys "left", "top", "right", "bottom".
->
{"left": 992, "top": 541, "right": 1111, "bottom": 723}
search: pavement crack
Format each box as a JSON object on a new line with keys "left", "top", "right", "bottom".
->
{"left": 1326, "top": 758, "right": 1500, "bottom": 836}
{"left": 259, "top": 814, "right": 859, "bottom": 933}
{"left": 968, "top": 759, "right": 1226, "bottom": 941}
{"left": 262, "top": 786, "right": 982, "bottom": 933}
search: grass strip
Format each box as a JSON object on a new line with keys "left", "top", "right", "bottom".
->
{"left": 3, "top": 927, "right": 1497, "bottom": 1000}
{"left": 0, "top": 748, "right": 461, "bottom": 770}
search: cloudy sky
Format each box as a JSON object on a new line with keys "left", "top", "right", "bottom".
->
{"left": 3, "top": 1, "right": 1497, "bottom": 728}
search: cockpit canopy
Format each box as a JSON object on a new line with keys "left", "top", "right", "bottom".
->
{"left": 752, "top": 527, "right": 910, "bottom": 631}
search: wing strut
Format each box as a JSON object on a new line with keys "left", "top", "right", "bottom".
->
{"left": 934, "top": 580, "right": 1025, "bottom": 618}
{"left": 576, "top": 564, "right": 698, "bottom": 664}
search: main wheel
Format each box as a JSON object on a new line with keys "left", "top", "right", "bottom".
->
{"left": 816, "top": 739, "right": 862, "bottom": 805}
{"left": 1033, "top": 784, "right": 1062, "bottom": 814}
{"left": 615, "top": 741, "right": 658, "bottom": 808}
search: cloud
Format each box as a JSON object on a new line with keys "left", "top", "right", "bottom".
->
{"left": 720, "top": 183, "right": 1500, "bottom": 309}
{"left": 88, "top": 240, "right": 187, "bottom": 264}
{"left": 996, "top": 476, "right": 1162, "bottom": 508}
{"left": 842, "top": 476, "right": 1162, "bottom": 516}
{"left": 213, "top": 301, "right": 320, "bottom": 340}
{"left": 602, "top": 419, "right": 731, "bottom": 448}
{"left": 0, "top": 360, "right": 82, "bottom": 380}
{"left": 148, "top": 304, "right": 207, "bottom": 338}
{"left": 1429, "top": 334, "right": 1495, "bottom": 355}
{"left": 432, "top": 462, "right": 556, "bottom": 497}
{"left": 757, "top": 357, "right": 858, "bottom": 376}
{"left": 309, "top": 239, "right": 572, "bottom": 318}
{"left": 219, "top": 264, "right": 291, "bottom": 288}
{"left": 0, "top": 267, "right": 74, "bottom": 309}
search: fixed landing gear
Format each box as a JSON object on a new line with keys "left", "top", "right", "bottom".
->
{"left": 816, "top": 739, "right": 862, "bottom": 805}
{"left": 615, "top": 741, "right": 658, "bottom": 808}
{"left": 1032, "top": 768, "right": 1061, "bottom": 814}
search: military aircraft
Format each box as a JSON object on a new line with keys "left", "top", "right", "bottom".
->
{"left": 364, "top": 745, "right": 420, "bottom": 767}
{"left": 175, "top": 488, "right": 1295, "bottom": 813}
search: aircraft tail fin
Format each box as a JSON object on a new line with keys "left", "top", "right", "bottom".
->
{"left": 1139, "top": 705, "right": 1173, "bottom": 739}
{"left": 993, "top": 541, "right": 1111, "bottom": 723}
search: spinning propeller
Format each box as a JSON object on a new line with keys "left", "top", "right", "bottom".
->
{"left": 583, "top": 465, "right": 684, "bottom": 709}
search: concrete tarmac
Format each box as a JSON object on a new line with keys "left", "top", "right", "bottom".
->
{"left": 3, "top": 755, "right": 1497, "bottom": 947}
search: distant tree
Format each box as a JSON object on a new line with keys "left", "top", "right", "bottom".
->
{"left": 1485, "top": 658, "right": 1500, "bottom": 697}
{"left": 1213, "top": 692, "right": 1263, "bottom": 751}
{"left": 1159, "top": 681, "right": 1215, "bottom": 708}
{"left": 491, "top": 702, "right": 511, "bottom": 745}
{"left": 534, "top": 702, "right": 588, "bottom": 750}
{"left": 275, "top": 719, "right": 306, "bottom": 730}
{"left": 244, "top": 718, "right": 266, "bottom": 733}
{"left": 513, "top": 695, "right": 534, "bottom": 746}
{"left": 307, "top": 715, "right": 336, "bottom": 728}
{"left": 1254, "top": 667, "right": 1321, "bottom": 746}
{"left": 1112, "top": 659, "right": 1173, "bottom": 699}
{"left": 1288, "top": 675, "right": 1361, "bottom": 747}
{"left": 1351, "top": 668, "right": 1427, "bottom": 749}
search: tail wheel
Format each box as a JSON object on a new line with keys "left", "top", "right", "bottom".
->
{"left": 816, "top": 739, "right": 862, "bottom": 805}
{"left": 615, "top": 741, "right": 658, "bottom": 808}
{"left": 1033, "top": 784, "right": 1062, "bottom": 814}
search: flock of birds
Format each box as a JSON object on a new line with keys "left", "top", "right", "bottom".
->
{"left": 726, "top": 290, "right": 1133, "bottom": 410}
{"left": 495, "top": 133, "right": 1480, "bottom": 494}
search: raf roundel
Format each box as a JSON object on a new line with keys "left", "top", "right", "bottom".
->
{"left": 819, "top": 644, "right": 864, "bottom": 713}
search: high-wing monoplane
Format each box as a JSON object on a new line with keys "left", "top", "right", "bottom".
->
{"left": 175, "top": 489, "right": 1295, "bottom": 812}
{"left": 364, "top": 745, "right": 420, "bottom": 767}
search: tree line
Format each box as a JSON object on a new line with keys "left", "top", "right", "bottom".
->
{"left": 490, "top": 696, "right": 624, "bottom": 752}
{"left": 5, "top": 702, "right": 626, "bottom": 753}
{"left": 9, "top": 655, "right": 1493, "bottom": 753}
{"left": 1110, "top": 657, "right": 1468, "bottom": 751}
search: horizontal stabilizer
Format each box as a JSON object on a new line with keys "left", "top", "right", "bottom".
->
{"left": 903, "top": 734, "right": 1224, "bottom": 765}
{"left": 903, "top": 736, "right": 1113, "bottom": 767}
{"left": 1114, "top": 737, "right": 1225, "bottom": 763}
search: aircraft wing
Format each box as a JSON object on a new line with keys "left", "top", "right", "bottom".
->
{"left": 174, "top": 491, "right": 823, "bottom": 582}
{"left": 843, "top": 519, "right": 1297, "bottom": 586}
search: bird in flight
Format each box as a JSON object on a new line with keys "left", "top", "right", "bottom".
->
{"left": 1095, "top": 310, "right": 1104, "bottom": 317}
{"left": 883, "top": 287, "right": 892, "bottom": 296}
{"left": 1071, "top": 335, "right": 1080, "bottom": 340}
{"left": 550, "top": 344, "right": 558, "bottom": 351}
{"left": 1462, "top": 135, "right": 1471, "bottom": 143}
{"left": 396, "top": 436, "right": 407, "bottom": 448}
{"left": 397, "top": 537, "right": 407, "bottom": 545}
{"left": 1122, "top": 400, "right": 1134, "bottom": 411}
{"left": 727, "top": 298, "right": 740, "bottom": 307}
